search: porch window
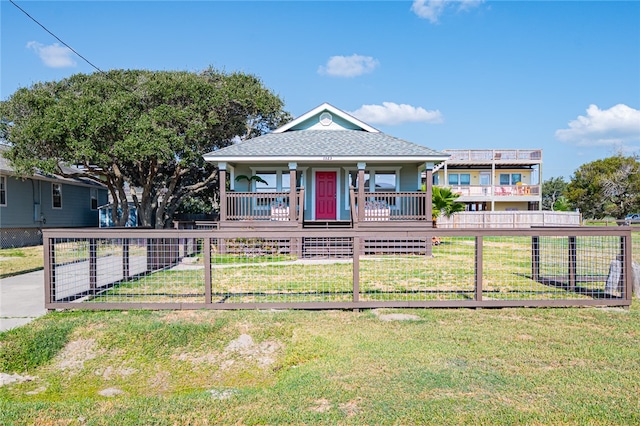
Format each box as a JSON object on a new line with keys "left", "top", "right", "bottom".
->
{"left": 255, "top": 172, "right": 277, "bottom": 206}
{"left": 448, "top": 173, "right": 470, "bottom": 186}
{"left": 374, "top": 171, "right": 397, "bottom": 206}
{"left": 0, "top": 176, "right": 6, "bottom": 206}
{"left": 252, "top": 170, "right": 301, "bottom": 207}
{"left": 52, "top": 183, "right": 62, "bottom": 209}
{"left": 348, "top": 171, "right": 370, "bottom": 190}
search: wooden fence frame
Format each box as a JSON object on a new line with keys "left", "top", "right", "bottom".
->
{"left": 43, "top": 226, "right": 634, "bottom": 311}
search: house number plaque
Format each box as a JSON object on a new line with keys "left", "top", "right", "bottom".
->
{"left": 323, "top": 156, "right": 333, "bottom": 161}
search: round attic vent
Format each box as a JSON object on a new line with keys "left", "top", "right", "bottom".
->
{"left": 319, "top": 112, "right": 333, "bottom": 126}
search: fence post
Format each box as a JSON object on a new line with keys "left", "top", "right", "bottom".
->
{"left": 122, "top": 238, "right": 130, "bottom": 279}
{"left": 89, "top": 238, "right": 97, "bottom": 294}
{"left": 622, "top": 235, "right": 632, "bottom": 302}
{"left": 568, "top": 236, "right": 577, "bottom": 290}
{"left": 43, "top": 235, "right": 54, "bottom": 308}
{"left": 531, "top": 236, "right": 540, "bottom": 282}
{"left": 204, "top": 237, "right": 212, "bottom": 304}
{"left": 475, "top": 236, "right": 483, "bottom": 302}
{"left": 353, "top": 236, "right": 360, "bottom": 307}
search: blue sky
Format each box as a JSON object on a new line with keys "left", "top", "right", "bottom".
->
{"left": 2, "top": 0, "right": 639, "bottom": 179}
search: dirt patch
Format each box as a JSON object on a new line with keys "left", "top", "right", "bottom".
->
{"left": 224, "top": 334, "right": 281, "bottom": 367}
{"left": 0, "top": 372, "right": 36, "bottom": 387}
{"left": 94, "top": 365, "right": 137, "bottom": 380}
{"left": 373, "top": 310, "right": 421, "bottom": 322}
{"left": 55, "top": 338, "right": 101, "bottom": 373}
{"left": 98, "top": 387, "right": 124, "bottom": 397}
{"left": 173, "top": 333, "right": 282, "bottom": 370}
{"left": 309, "top": 398, "right": 332, "bottom": 413}
{"left": 148, "top": 370, "right": 170, "bottom": 393}
{"left": 339, "top": 399, "right": 362, "bottom": 417}
{"left": 208, "top": 389, "right": 238, "bottom": 400}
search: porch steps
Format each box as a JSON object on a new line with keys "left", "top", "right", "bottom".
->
{"left": 303, "top": 220, "right": 352, "bottom": 229}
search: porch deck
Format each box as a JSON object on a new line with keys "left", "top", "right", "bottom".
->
{"left": 218, "top": 187, "right": 433, "bottom": 229}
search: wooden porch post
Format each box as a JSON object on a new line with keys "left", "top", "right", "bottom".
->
{"left": 289, "top": 162, "right": 297, "bottom": 222}
{"left": 425, "top": 162, "right": 433, "bottom": 225}
{"left": 218, "top": 162, "right": 227, "bottom": 222}
{"left": 357, "top": 162, "right": 366, "bottom": 222}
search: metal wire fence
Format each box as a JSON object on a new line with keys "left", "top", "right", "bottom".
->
{"left": 43, "top": 227, "right": 635, "bottom": 310}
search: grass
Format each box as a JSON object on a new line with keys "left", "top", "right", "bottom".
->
{"left": 0, "top": 246, "right": 44, "bottom": 278}
{"left": 1, "top": 307, "right": 639, "bottom": 425}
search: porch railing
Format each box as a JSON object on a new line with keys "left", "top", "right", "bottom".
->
{"left": 444, "top": 149, "right": 543, "bottom": 162}
{"left": 446, "top": 184, "right": 541, "bottom": 197}
{"left": 225, "top": 190, "right": 304, "bottom": 222}
{"left": 350, "top": 188, "right": 431, "bottom": 222}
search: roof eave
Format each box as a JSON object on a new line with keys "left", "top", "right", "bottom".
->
{"left": 203, "top": 155, "right": 450, "bottom": 164}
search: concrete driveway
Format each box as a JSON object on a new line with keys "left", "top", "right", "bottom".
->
{"left": 0, "top": 270, "right": 47, "bottom": 332}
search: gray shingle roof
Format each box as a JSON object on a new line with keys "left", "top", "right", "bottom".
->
{"left": 204, "top": 130, "right": 447, "bottom": 160}
{"left": 0, "top": 144, "right": 105, "bottom": 188}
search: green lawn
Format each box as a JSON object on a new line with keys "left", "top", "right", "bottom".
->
{"left": 1, "top": 307, "right": 639, "bottom": 425}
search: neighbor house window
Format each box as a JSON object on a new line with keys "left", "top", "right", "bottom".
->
{"left": 448, "top": 173, "right": 470, "bottom": 186}
{"left": 499, "top": 173, "right": 522, "bottom": 185}
{"left": 52, "top": 183, "right": 62, "bottom": 209}
{"left": 0, "top": 176, "right": 6, "bottom": 206}
{"left": 90, "top": 189, "right": 98, "bottom": 210}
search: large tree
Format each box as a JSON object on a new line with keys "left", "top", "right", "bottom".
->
{"left": 565, "top": 154, "right": 640, "bottom": 219}
{"left": 1, "top": 68, "right": 290, "bottom": 228}
{"left": 541, "top": 176, "right": 568, "bottom": 211}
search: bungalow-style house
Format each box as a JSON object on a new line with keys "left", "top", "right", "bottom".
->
{"left": 0, "top": 144, "right": 108, "bottom": 248}
{"left": 433, "top": 149, "right": 543, "bottom": 212}
{"left": 203, "top": 103, "right": 449, "bottom": 231}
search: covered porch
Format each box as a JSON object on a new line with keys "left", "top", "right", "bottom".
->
{"left": 217, "top": 164, "right": 435, "bottom": 229}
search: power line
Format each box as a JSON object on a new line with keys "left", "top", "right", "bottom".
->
{"left": 9, "top": 0, "right": 132, "bottom": 92}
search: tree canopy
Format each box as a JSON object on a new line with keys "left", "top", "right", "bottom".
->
{"left": 541, "top": 176, "right": 568, "bottom": 211}
{"left": 565, "top": 154, "right": 640, "bottom": 219}
{"left": 1, "top": 68, "right": 290, "bottom": 228}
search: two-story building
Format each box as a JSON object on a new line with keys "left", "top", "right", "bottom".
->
{"left": 433, "top": 149, "right": 542, "bottom": 212}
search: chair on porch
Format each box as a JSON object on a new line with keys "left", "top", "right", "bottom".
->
{"left": 363, "top": 200, "right": 390, "bottom": 221}
{"left": 270, "top": 201, "right": 290, "bottom": 221}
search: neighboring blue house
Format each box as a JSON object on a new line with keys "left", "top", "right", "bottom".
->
{"left": 0, "top": 144, "right": 108, "bottom": 248}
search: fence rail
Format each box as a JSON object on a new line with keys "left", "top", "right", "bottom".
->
{"left": 43, "top": 227, "right": 634, "bottom": 311}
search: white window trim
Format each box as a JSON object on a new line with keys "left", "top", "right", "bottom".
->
{"left": 249, "top": 167, "right": 307, "bottom": 191}
{"left": 52, "top": 183, "right": 62, "bottom": 209}
{"left": 0, "top": 176, "right": 7, "bottom": 206}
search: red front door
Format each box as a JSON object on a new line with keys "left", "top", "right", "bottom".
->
{"left": 315, "top": 171, "right": 337, "bottom": 220}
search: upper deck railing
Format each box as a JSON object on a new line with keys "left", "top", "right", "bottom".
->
{"left": 444, "top": 149, "right": 542, "bottom": 162}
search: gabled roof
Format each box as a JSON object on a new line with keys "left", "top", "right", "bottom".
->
{"left": 273, "top": 102, "right": 379, "bottom": 133}
{"left": 203, "top": 103, "right": 448, "bottom": 164}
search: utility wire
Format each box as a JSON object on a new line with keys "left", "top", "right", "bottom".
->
{"left": 9, "top": 0, "right": 133, "bottom": 93}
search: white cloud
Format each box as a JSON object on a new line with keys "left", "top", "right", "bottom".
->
{"left": 411, "top": 0, "right": 484, "bottom": 23}
{"left": 318, "top": 54, "right": 379, "bottom": 78}
{"left": 349, "top": 102, "right": 443, "bottom": 126}
{"left": 26, "top": 41, "right": 77, "bottom": 68}
{"left": 555, "top": 104, "right": 640, "bottom": 147}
